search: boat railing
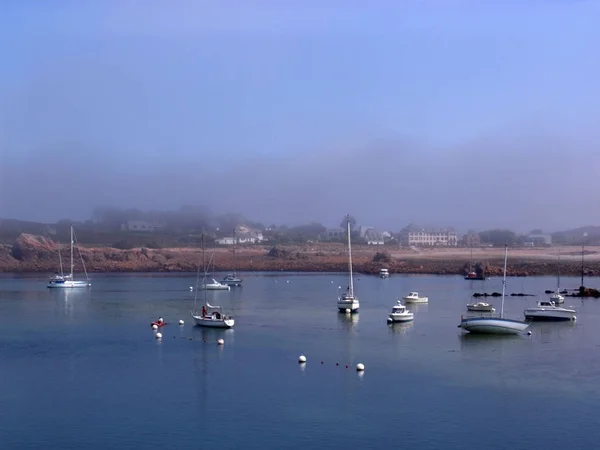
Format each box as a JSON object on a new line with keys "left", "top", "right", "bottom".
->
{"left": 461, "top": 312, "right": 502, "bottom": 320}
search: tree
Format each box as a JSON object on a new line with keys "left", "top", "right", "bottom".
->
{"left": 478, "top": 229, "right": 517, "bottom": 247}
{"left": 340, "top": 215, "right": 357, "bottom": 231}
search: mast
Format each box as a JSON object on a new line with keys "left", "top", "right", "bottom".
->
{"left": 557, "top": 252, "right": 561, "bottom": 291}
{"left": 70, "top": 225, "right": 74, "bottom": 279}
{"left": 500, "top": 244, "right": 508, "bottom": 318}
{"left": 232, "top": 227, "right": 237, "bottom": 277}
{"left": 58, "top": 241, "right": 64, "bottom": 277}
{"left": 202, "top": 233, "right": 207, "bottom": 307}
{"left": 347, "top": 214, "right": 354, "bottom": 298}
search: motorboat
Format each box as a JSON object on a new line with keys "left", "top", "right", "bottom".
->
{"left": 220, "top": 273, "right": 242, "bottom": 287}
{"left": 459, "top": 245, "right": 530, "bottom": 335}
{"left": 379, "top": 268, "right": 390, "bottom": 278}
{"left": 201, "top": 278, "right": 231, "bottom": 291}
{"left": 337, "top": 214, "right": 360, "bottom": 313}
{"left": 387, "top": 300, "right": 414, "bottom": 323}
{"left": 524, "top": 300, "right": 576, "bottom": 322}
{"left": 466, "top": 301, "right": 495, "bottom": 313}
{"left": 403, "top": 292, "right": 428, "bottom": 304}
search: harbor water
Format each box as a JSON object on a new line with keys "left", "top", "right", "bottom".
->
{"left": 0, "top": 272, "right": 598, "bottom": 449}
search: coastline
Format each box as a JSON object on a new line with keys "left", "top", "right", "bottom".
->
{"left": 2, "top": 233, "right": 600, "bottom": 277}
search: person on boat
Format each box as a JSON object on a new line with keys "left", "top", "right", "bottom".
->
{"left": 202, "top": 305, "right": 207, "bottom": 317}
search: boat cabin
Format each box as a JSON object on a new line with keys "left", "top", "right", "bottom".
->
{"left": 392, "top": 303, "right": 407, "bottom": 313}
{"left": 538, "top": 301, "right": 556, "bottom": 307}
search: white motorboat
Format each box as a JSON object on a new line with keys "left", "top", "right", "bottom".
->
{"left": 524, "top": 300, "right": 576, "bottom": 322}
{"left": 379, "top": 268, "right": 389, "bottom": 278}
{"left": 220, "top": 227, "right": 243, "bottom": 287}
{"left": 201, "top": 278, "right": 231, "bottom": 291}
{"left": 459, "top": 245, "right": 530, "bottom": 335}
{"left": 47, "top": 226, "right": 91, "bottom": 289}
{"left": 466, "top": 301, "right": 495, "bottom": 312}
{"left": 337, "top": 214, "right": 359, "bottom": 313}
{"left": 549, "top": 291, "right": 565, "bottom": 304}
{"left": 387, "top": 300, "right": 414, "bottom": 323}
{"left": 403, "top": 292, "right": 428, "bottom": 304}
{"left": 191, "top": 234, "right": 235, "bottom": 328}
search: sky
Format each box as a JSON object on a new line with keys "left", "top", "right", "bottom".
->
{"left": 1, "top": 0, "right": 599, "bottom": 233}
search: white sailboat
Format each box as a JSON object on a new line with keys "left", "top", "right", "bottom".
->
{"left": 201, "top": 253, "right": 230, "bottom": 291}
{"left": 220, "top": 227, "right": 243, "bottom": 287}
{"left": 190, "top": 234, "right": 235, "bottom": 328}
{"left": 459, "top": 245, "right": 530, "bottom": 335}
{"left": 337, "top": 214, "right": 360, "bottom": 313}
{"left": 549, "top": 253, "right": 565, "bottom": 304}
{"left": 47, "top": 225, "right": 91, "bottom": 289}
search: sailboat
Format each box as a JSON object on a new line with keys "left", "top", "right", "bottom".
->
{"left": 459, "top": 245, "right": 529, "bottom": 335}
{"left": 549, "top": 252, "right": 565, "bottom": 304}
{"left": 47, "top": 225, "right": 91, "bottom": 288}
{"left": 190, "top": 234, "right": 235, "bottom": 328}
{"left": 220, "top": 227, "right": 243, "bottom": 287}
{"left": 464, "top": 247, "right": 486, "bottom": 280}
{"left": 337, "top": 214, "right": 360, "bottom": 313}
{"left": 201, "top": 253, "right": 230, "bottom": 291}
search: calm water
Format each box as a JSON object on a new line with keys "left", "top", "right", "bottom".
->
{"left": 1, "top": 272, "right": 599, "bottom": 449}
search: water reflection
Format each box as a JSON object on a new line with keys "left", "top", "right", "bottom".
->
{"left": 193, "top": 326, "right": 235, "bottom": 346}
{"left": 408, "top": 303, "right": 428, "bottom": 314}
{"left": 529, "top": 321, "right": 577, "bottom": 344}
{"left": 336, "top": 312, "right": 359, "bottom": 333}
{"left": 388, "top": 321, "right": 414, "bottom": 334}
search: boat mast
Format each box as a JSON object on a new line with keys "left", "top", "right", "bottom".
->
{"left": 557, "top": 252, "right": 561, "bottom": 291}
{"left": 500, "top": 244, "right": 508, "bottom": 318}
{"left": 347, "top": 214, "right": 354, "bottom": 298}
{"left": 58, "top": 241, "right": 64, "bottom": 277}
{"left": 202, "top": 233, "right": 208, "bottom": 307}
{"left": 233, "top": 227, "right": 237, "bottom": 277}
{"left": 70, "top": 225, "right": 74, "bottom": 279}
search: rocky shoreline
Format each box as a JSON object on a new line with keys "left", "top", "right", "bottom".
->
{"left": 2, "top": 233, "right": 600, "bottom": 277}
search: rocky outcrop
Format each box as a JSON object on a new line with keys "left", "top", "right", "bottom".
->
{"left": 2, "top": 233, "right": 600, "bottom": 277}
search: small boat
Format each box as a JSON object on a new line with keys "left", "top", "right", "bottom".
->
{"left": 524, "top": 301, "right": 576, "bottom": 322}
{"left": 337, "top": 214, "right": 359, "bottom": 313}
{"left": 190, "top": 234, "right": 235, "bottom": 329}
{"left": 47, "top": 226, "right": 91, "bottom": 288}
{"left": 464, "top": 271, "right": 486, "bottom": 280}
{"left": 151, "top": 318, "right": 167, "bottom": 328}
{"left": 466, "top": 301, "right": 495, "bottom": 312}
{"left": 459, "top": 245, "right": 530, "bottom": 335}
{"left": 379, "top": 268, "right": 390, "bottom": 279}
{"left": 403, "top": 292, "right": 428, "bottom": 304}
{"left": 387, "top": 300, "right": 414, "bottom": 323}
{"left": 201, "top": 278, "right": 231, "bottom": 291}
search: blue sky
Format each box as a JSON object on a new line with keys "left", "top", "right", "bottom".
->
{"left": 1, "top": 1, "right": 599, "bottom": 232}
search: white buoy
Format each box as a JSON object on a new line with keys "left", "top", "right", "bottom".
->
{"left": 356, "top": 363, "right": 365, "bottom": 371}
{"left": 298, "top": 355, "right": 307, "bottom": 363}
{"left": 345, "top": 308, "right": 351, "bottom": 314}
{"left": 527, "top": 331, "right": 532, "bottom": 336}
{"left": 179, "top": 319, "right": 184, "bottom": 325}
{"left": 287, "top": 280, "right": 290, "bottom": 283}
{"left": 152, "top": 324, "right": 158, "bottom": 330}
{"left": 189, "top": 286, "right": 193, "bottom": 291}
{"left": 156, "top": 332, "right": 162, "bottom": 339}
{"left": 217, "top": 338, "right": 225, "bottom": 345}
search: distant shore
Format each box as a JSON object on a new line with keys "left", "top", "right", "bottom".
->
{"left": 2, "top": 233, "right": 600, "bottom": 278}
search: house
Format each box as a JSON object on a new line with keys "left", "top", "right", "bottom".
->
{"left": 216, "top": 226, "right": 264, "bottom": 245}
{"left": 215, "top": 237, "right": 236, "bottom": 245}
{"left": 121, "top": 220, "right": 155, "bottom": 232}
{"left": 363, "top": 227, "right": 384, "bottom": 244}
{"left": 322, "top": 228, "right": 345, "bottom": 241}
{"left": 400, "top": 224, "right": 458, "bottom": 246}
{"left": 527, "top": 233, "right": 552, "bottom": 246}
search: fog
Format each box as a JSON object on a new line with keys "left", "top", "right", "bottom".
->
{"left": 1, "top": 2, "right": 599, "bottom": 233}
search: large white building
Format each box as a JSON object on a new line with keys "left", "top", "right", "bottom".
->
{"left": 400, "top": 225, "right": 458, "bottom": 247}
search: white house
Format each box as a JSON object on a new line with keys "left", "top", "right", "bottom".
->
{"left": 400, "top": 224, "right": 458, "bottom": 246}
{"left": 121, "top": 220, "right": 155, "bottom": 232}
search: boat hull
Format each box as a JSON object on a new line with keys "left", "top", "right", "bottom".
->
{"left": 191, "top": 313, "right": 235, "bottom": 328}
{"left": 460, "top": 317, "right": 530, "bottom": 335}
{"left": 387, "top": 314, "right": 414, "bottom": 323}
{"left": 337, "top": 299, "right": 359, "bottom": 312}
{"left": 221, "top": 280, "right": 242, "bottom": 287}
{"left": 47, "top": 281, "right": 91, "bottom": 288}
{"left": 201, "top": 284, "right": 231, "bottom": 291}
{"left": 524, "top": 309, "right": 576, "bottom": 321}
{"left": 404, "top": 297, "right": 428, "bottom": 304}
